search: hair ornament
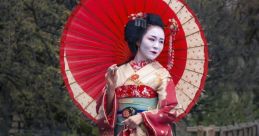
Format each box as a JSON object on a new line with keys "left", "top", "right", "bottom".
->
{"left": 167, "top": 18, "right": 179, "bottom": 70}
{"left": 128, "top": 12, "right": 147, "bottom": 28}
{"left": 127, "top": 13, "right": 179, "bottom": 70}
{"left": 168, "top": 18, "right": 179, "bottom": 33}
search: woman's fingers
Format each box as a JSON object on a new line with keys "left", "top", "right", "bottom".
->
{"left": 106, "top": 64, "right": 117, "bottom": 81}
{"left": 105, "top": 64, "right": 118, "bottom": 88}
{"left": 122, "top": 118, "right": 137, "bottom": 129}
{"left": 107, "top": 64, "right": 117, "bottom": 75}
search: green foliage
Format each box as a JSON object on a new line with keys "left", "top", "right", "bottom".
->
{"left": 186, "top": 0, "right": 259, "bottom": 126}
{"left": 0, "top": 0, "right": 97, "bottom": 135}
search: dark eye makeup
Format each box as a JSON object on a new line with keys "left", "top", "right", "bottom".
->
{"left": 148, "top": 38, "right": 155, "bottom": 41}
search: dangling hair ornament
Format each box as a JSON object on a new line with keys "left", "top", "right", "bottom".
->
{"left": 128, "top": 12, "right": 147, "bottom": 28}
{"left": 167, "top": 18, "right": 179, "bottom": 70}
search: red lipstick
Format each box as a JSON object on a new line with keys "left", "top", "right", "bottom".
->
{"left": 151, "top": 51, "right": 157, "bottom": 54}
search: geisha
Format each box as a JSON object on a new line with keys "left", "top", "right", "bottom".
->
{"left": 96, "top": 13, "right": 178, "bottom": 136}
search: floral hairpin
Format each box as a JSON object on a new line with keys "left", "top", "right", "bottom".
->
{"left": 167, "top": 18, "right": 179, "bottom": 70}
{"left": 128, "top": 13, "right": 179, "bottom": 70}
{"left": 168, "top": 18, "right": 179, "bottom": 33}
{"left": 128, "top": 12, "right": 147, "bottom": 28}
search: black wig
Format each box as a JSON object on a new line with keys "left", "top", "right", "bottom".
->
{"left": 124, "top": 13, "right": 164, "bottom": 56}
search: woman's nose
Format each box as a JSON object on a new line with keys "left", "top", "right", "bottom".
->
{"left": 153, "top": 41, "right": 160, "bottom": 49}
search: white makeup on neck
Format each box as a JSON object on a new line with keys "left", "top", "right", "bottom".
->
{"left": 134, "top": 25, "right": 165, "bottom": 62}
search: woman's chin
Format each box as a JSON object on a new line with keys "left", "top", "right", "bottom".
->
{"left": 146, "top": 56, "right": 159, "bottom": 60}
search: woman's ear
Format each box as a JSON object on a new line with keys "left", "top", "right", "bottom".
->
{"left": 136, "top": 41, "right": 140, "bottom": 47}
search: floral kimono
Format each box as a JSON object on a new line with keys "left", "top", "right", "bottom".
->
{"left": 96, "top": 60, "right": 178, "bottom": 136}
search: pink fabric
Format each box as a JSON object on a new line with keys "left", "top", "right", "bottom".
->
{"left": 96, "top": 87, "right": 117, "bottom": 135}
{"left": 115, "top": 85, "right": 158, "bottom": 98}
{"left": 96, "top": 79, "right": 178, "bottom": 136}
{"left": 141, "top": 80, "right": 177, "bottom": 135}
{"left": 129, "top": 60, "right": 153, "bottom": 71}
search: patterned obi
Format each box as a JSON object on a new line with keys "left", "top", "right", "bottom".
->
{"left": 115, "top": 85, "right": 158, "bottom": 98}
{"left": 115, "top": 85, "right": 158, "bottom": 133}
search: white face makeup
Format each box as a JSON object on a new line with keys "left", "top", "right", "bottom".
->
{"left": 135, "top": 25, "right": 165, "bottom": 61}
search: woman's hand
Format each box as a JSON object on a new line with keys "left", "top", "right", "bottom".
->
{"left": 105, "top": 64, "right": 117, "bottom": 113}
{"left": 122, "top": 113, "right": 143, "bottom": 129}
{"left": 105, "top": 64, "right": 117, "bottom": 91}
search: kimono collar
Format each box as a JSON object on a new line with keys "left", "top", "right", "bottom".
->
{"left": 129, "top": 59, "right": 153, "bottom": 71}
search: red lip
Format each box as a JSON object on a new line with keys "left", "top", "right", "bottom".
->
{"left": 150, "top": 51, "right": 157, "bottom": 54}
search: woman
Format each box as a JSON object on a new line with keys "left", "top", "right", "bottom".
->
{"left": 96, "top": 13, "right": 178, "bottom": 136}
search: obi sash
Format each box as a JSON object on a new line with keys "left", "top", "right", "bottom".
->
{"left": 115, "top": 97, "right": 158, "bottom": 135}
{"left": 114, "top": 78, "right": 159, "bottom": 134}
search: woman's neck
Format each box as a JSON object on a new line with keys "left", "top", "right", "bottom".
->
{"left": 134, "top": 51, "right": 149, "bottom": 62}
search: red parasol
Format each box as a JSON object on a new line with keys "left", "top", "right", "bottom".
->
{"left": 60, "top": 0, "right": 208, "bottom": 123}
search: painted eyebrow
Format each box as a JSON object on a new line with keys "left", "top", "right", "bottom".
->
{"left": 150, "top": 35, "right": 164, "bottom": 41}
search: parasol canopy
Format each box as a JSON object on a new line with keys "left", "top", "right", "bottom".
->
{"left": 60, "top": 0, "right": 208, "bottom": 123}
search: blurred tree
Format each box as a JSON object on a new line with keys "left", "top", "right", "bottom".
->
{"left": 186, "top": 0, "right": 259, "bottom": 126}
{"left": 0, "top": 0, "right": 98, "bottom": 135}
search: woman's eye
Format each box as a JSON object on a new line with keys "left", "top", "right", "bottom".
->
{"left": 159, "top": 41, "right": 164, "bottom": 44}
{"left": 148, "top": 38, "right": 155, "bottom": 41}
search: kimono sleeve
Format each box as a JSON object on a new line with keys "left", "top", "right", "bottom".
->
{"left": 96, "top": 85, "right": 117, "bottom": 129}
{"left": 96, "top": 65, "right": 118, "bottom": 130}
{"left": 140, "top": 69, "right": 178, "bottom": 135}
